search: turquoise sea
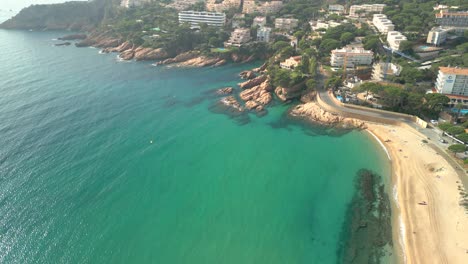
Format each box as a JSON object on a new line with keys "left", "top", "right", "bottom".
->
{"left": 0, "top": 30, "right": 391, "bottom": 263}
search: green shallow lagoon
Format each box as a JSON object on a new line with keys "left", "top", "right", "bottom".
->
{"left": 0, "top": 30, "right": 392, "bottom": 263}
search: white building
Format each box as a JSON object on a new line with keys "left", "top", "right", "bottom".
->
{"left": 257, "top": 27, "right": 272, "bottom": 42}
{"left": 243, "top": 0, "right": 283, "bottom": 14}
{"left": 280, "top": 56, "right": 302, "bottom": 70}
{"left": 349, "top": 4, "right": 386, "bottom": 17}
{"left": 387, "top": 31, "right": 407, "bottom": 51}
{"left": 372, "top": 14, "right": 395, "bottom": 34}
{"left": 225, "top": 28, "right": 251, "bottom": 47}
{"left": 178, "top": 11, "right": 226, "bottom": 28}
{"left": 275, "top": 18, "right": 299, "bottom": 31}
{"left": 120, "top": 0, "right": 150, "bottom": 8}
{"left": 330, "top": 47, "right": 374, "bottom": 67}
{"left": 426, "top": 27, "right": 449, "bottom": 46}
{"left": 435, "top": 67, "right": 468, "bottom": 96}
{"left": 328, "top": 4, "right": 345, "bottom": 14}
{"left": 372, "top": 62, "right": 401, "bottom": 81}
{"left": 309, "top": 20, "right": 341, "bottom": 31}
{"left": 253, "top": 16, "right": 267, "bottom": 27}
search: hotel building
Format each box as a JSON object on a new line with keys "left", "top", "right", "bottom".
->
{"left": 243, "top": 1, "right": 283, "bottom": 14}
{"left": 426, "top": 27, "right": 449, "bottom": 46}
{"left": 387, "top": 31, "right": 407, "bottom": 51}
{"left": 372, "top": 14, "right": 395, "bottom": 34}
{"left": 330, "top": 47, "right": 374, "bottom": 67}
{"left": 275, "top": 18, "right": 299, "bottom": 31}
{"left": 225, "top": 28, "right": 252, "bottom": 47}
{"left": 257, "top": 27, "right": 272, "bottom": 42}
{"left": 178, "top": 11, "right": 226, "bottom": 28}
{"left": 349, "top": 4, "right": 386, "bottom": 17}
{"left": 435, "top": 67, "right": 468, "bottom": 96}
{"left": 435, "top": 10, "right": 468, "bottom": 28}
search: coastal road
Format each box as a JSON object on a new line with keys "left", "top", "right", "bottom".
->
{"left": 317, "top": 90, "right": 468, "bottom": 181}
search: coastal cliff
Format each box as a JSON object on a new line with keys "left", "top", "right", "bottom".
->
{"left": 0, "top": 0, "right": 108, "bottom": 30}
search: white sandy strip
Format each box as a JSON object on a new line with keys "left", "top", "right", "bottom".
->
{"left": 366, "top": 130, "right": 391, "bottom": 161}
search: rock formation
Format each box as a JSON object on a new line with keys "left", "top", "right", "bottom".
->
{"left": 238, "top": 77, "right": 272, "bottom": 112}
{"left": 238, "top": 75, "right": 268, "bottom": 89}
{"left": 275, "top": 83, "right": 305, "bottom": 102}
{"left": 239, "top": 70, "right": 256, "bottom": 80}
{"left": 157, "top": 51, "right": 200, "bottom": 65}
{"left": 216, "top": 87, "right": 234, "bottom": 95}
{"left": 177, "top": 56, "right": 226, "bottom": 67}
{"left": 219, "top": 96, "right": 244, "bottom": 112}
{"left": 289, "top": 102, "right": 366, "bottom": 129}
{"left": 133, "top": 47, "right": 169, "bottom": 61}
{"left": 54, "top": 42, "right": 71, "bottom": 46}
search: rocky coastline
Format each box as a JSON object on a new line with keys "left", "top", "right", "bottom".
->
{"left": 289, "top": 101, "right": 367, "bottom": 130}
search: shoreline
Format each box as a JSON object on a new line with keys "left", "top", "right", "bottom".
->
{"left": 366, "top": 123, "right": 468, "bottom": 264}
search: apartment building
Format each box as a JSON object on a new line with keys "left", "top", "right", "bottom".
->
{"left": 165, "top": 0, "right": 201, "bottom": 11}
{"left": 330, "top": 47, "right": 374, "bottom": 67}
{"left": 328, "top": 4, "right": 345, "bottom": 14}
{"left": 372, "top": 62, "right": 401, "bottom": 81}
{"left": 275, "top": 18, "right": 299, "bottom": 31}
{"left": 372, "top": 14, "right": 395, "bottom": 34}
{"left": 178, "top": 11, "right": 226, "bottom": 28}
{"left": 349, "top": 4, "right": 385, "bottom": 17}
{"left": 243, "top": 0, "right": 283, "bottom": 14}
{"left": 206, "top": 0, "right": 241, "bottom": 12}
{"left": 426, "top": 27, "right": 449, "bottom": 46}
{"left": 257, "top": 27, "right": 272, "bottom": 42}
{"left": 435, "top": 67, "right": 468, "bottom": 96}
{"left": 435, "top": 10, "right": 468, "bottom": 28}
{"left": 387, "top": 31, "right": 407, "bottom": 51}
{"left": 225, "top": 28, "right": 252, "bottom": 47}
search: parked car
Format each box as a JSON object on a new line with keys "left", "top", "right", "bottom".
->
{"left": 430, "top": 120, "right": 438, "bottom": 125}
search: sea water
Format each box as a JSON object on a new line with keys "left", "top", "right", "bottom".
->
{"left": 0, "top": 30, "right": 392, "bottom": 263}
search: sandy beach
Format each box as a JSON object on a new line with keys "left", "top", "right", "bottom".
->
{"left": 367, "top": 123, "right": 468, "bottom": 264}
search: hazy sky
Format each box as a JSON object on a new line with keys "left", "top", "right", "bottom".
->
{"left": 2, "top": 0, "right": 87, "bottom": 12}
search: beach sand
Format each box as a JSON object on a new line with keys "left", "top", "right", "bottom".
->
{"left": 367, "top": 123, "right": 468, "bottom": 264}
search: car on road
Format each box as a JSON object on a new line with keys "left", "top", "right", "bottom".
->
{"left": 430, "top": 120, "right": 438, "bottom": 125}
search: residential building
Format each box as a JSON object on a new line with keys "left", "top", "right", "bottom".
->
{"left": 387, "top": 31, "right": 407, "bottom": 51}
{"left": 206, "top": 0, "right": 241, "bottom": 12}
{"left": 309, "top": 20, "right": 341, "bottom": 31}
{"left": 257, "top": 27, "right": 272, "bottom": 42}
{"left": 435, "top": 67, "right": 468, "bottom": 96}
{"left": 243, "top": 1, "right": 283, "bottom": 14}
{"left": 225, "top": 28, "right": 251, "bottom": 47}
{"left": 232, "top": 13, "right": 245, "bottom": 28}
{"left": 275, "top": 18, "right": 299, "bottom": 31}
{"left": 330, "top": 47, "right": 374, "bottom": 67}
{"left": 253, "top": 16, "right": 267, "bottom": 28}
{"left": 328, "top": 4, "right": 345, "bottom": 14}
{"left": 178, "top": 11, "right": 226, "bottom": 28}
{"left": 372, "top": 62, "right": 402, "bottom": 81}
{"left": 164, "top": 0, "right": 201, "bottom": 11}
{"left": 435, "top": 10, "right": 468, "bottom": 28}
{"left": 372, "top": 14, "right": 395, "bottom": 34}
{"left": 426, "top": 27, "right": 449, "bottom": 46}
{"left": 349, "top": 4, "right": 385, "bottom": 17}
{"left": 120, "top": 0, "right": 150, "bottom": 8}
{"left": 280, "top": 56, "right": 302, "bottom": 70}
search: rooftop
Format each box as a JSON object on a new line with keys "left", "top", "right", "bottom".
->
{"left": 439, "top": 67, "right": 468, "bottom": 75}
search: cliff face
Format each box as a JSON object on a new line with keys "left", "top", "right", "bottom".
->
{"left": 0, "top": 0, "right": 108, "bottom": 30}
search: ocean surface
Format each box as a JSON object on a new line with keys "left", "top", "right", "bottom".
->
{"left": 0, "top": 30, "right": 391, "bottom": 263}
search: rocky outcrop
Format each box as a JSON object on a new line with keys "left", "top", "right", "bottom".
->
{"left": 102, "top": 41, "right": 133, "bottom": 53}
{"left": 239, "top": 77, "right": 272, "bottom": 112}
{"left": 239, "top": 70, "right": 256, "bottom": 80}
{"left": 253, "top": 63, "right": 268, "bottom": 73}
{"left": 157, "top": 51, "right": 200, "bottom": 65}
{"left": 177, "top": 56, "right": 226, "bottom": 67}
{"left": 290, "top": 102, "right": 366, "bottom": 129}
{"left": 133, "top": 47, "right": 169, "bottom": 61}
{"left": 119, "top": 49, "right": 135, "bottom": 60}
{"left": 216, "top": 87, "right": 233, "bottom": 95}
{"left": 220, "top": 96, "right": 244, "bottom": 112}
{"left": 238, "top": 75, "right": 268, "bottom": 89}
{"left": 58, "top": 34, "right": 87, "bottom": 41}
{"left": 54, "top": 42, "right": 71, "bottom": 46}
{"left": 275, "top": 83, "right": 305, "bottom": 102}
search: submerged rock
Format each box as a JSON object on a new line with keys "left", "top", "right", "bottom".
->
{"left": 58, "top": 34, "right": 87, "bottom": 41}
{"left": 239, "top": 70, "right": 256, "bottom": 80}
{"left": 54, "top": 42, "right": 71, "bottom": 46}
{"left": 216, "top": 87, "right": 233, "bottom": 95}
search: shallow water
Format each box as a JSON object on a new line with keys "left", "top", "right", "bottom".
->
{"left": 0, "top": 30, "right": 391, "bottom": 263}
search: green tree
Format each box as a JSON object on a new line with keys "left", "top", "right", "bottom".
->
{"left": 447, "top": 126, "right": 465, "bottom": 135}
{"left": 424, "top": 93, "right": 450, "bottom": 111}
{"left": 438, "top": 122, "right": 454, "bottom": 131}
{"left": 319, "top": 39, "right": 341, "bottom": 53}
{"left": 448, "top": 144, "right": 466, "bottom": 153}
{"left": 456, "top": 133, "right": 468, "bottom": 143}
{"left": 340, "top": 32, "right": 354, "bottom": 44}
{"left": 306, "top": 78, "right": 316, "bottom": 90}
{"left": 399, "top": 40, "right": 413, "bottom": 53}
